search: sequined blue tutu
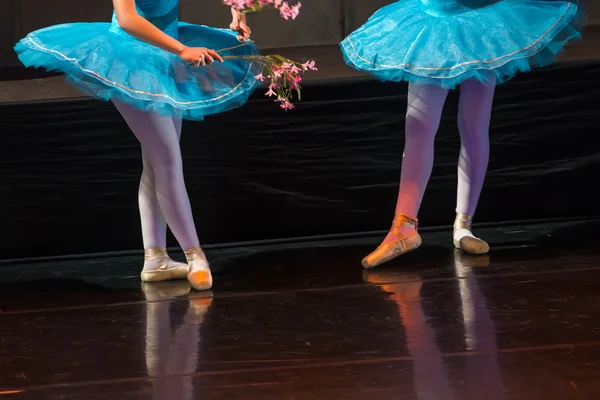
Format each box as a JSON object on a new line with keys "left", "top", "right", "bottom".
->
{"left": 15, "top": 0, "right": 261, "bottom": 120}
{"left": 340, "top": 0, "right": 583, "bottom": 88}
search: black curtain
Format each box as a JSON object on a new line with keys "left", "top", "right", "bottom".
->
{"left": 2, "top": 60, "right": 600, "bottom": 259}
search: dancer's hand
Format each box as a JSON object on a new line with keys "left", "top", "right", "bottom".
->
{"left": 179, "top": 47, "right": 223, "bottom": 67}
{"left": 230, "top": 8, "right": 251, "bottom": 41}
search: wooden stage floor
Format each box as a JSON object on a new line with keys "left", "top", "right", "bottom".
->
{"left": 2, "top": 219, "right": 600, "bottom": 398}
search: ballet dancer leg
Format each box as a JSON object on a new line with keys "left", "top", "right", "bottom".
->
{"left": 114, "top": 101, "right": 212, "bottom": 290}
{"left": 454, "top": 78, "right": 496, "bottom": 255}
{"left": 138, "top": 145, "right": 189, "bottom": 281}
{"left": 362, "top": 83, "right": 449, "bottom": 269}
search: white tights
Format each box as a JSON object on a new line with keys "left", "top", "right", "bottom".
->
{"left": 113, "top": 101, "right": 200, "bottom": 266}
{"left": 387, "top": 78, "right": 495, "bottom": 242}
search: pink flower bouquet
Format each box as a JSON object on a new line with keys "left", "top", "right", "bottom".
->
{"left": 215, "top": 43, "right": 317, "bottom": 110}
{"left": 252, "top": 58, "right": 317, "bottom": 110}
{"left": 220, "top": 0, "right": 316, "bottom": 110}
{"left": 224, "top": 0, "right": 302, "bottom": 21}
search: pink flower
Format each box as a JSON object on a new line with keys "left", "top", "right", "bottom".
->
{"left": 278, "top": 2, "right": 293, "bottom": 19}
{"left": 276, "top": 1, "right": 301, "bottom": 19}
{"left": 301, "top": 60, "right": 317, "bottom": 71}
{"left": 224, "top": 0, "right": 301, "bottom": 21}
{"left": 290, "top": 3, "right": 301, "bottom": 19}
{"left": 224, "top": 0, "right": 248, "bottom": 10}
{"left": 285, "top": 71, "right": 300, "bottom": 83}
{"left": 265, "top": 82, "right": 281, "bottom": 97}
{"left": 272, "top": 67, "right": 284, "bottom": 79}
{"left": 223, "top": 50, "right": 314, "bottom": 111}
{"left": 265, "top": 86, "right": 277, "bottom": 97}
{"left": 280, "top": 99, "right": 295, "bottom": 110}
{"left": 289, "top": 74, "right": 302, "bottom": 89}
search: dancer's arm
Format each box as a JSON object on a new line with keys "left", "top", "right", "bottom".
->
{"left": 230, "top": 8, "right": 251, "bottom": 41}
{"left": 113, "top": 0, "right": 223, "bottom": 66}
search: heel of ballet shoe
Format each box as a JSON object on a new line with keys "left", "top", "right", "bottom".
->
{"left": 187, "top": 269, "right": 213, "bottom": 291}
{"left": 184, "top": 245, "right": 213, "bottom": 291}
{"left": 453, "top": 236, "right": 461, "bottom": 249}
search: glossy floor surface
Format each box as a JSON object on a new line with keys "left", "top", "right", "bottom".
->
{"left": 2, "top": 218, "right": 600, "bottom": 399}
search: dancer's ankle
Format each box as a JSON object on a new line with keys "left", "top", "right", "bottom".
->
{"left": 184, "top": 244, "right": 210, "bottom": 271}
{"left": 382, "top": 213, "right": 419, "bottom": 244}
{"left": 453, "top": 212, "right": 475, "bottom": 240}
{"left": 383, "top": 226, "right": 417, "bottom": 244}
{"left": 184, "top": 244, "right": 205, "bottom": 262}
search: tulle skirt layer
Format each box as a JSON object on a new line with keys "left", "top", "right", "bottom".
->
{"left": 16, "top": 22, "right": 262, "bottom": 120}
{"left": 340, "top": 0, "right": 583, "bottom": 88}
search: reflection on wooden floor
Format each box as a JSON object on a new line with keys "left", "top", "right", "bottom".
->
{"left": 1, "top": 219, "right": 600, "bottom": 398}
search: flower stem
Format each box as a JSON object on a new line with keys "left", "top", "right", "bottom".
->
{"left": 216, "top": 41, "right": 255, "bottom": 53}
{"left": 222, "top": 55, "right": 303, "bottom": 66}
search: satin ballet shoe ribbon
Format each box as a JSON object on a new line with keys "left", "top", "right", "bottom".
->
{"left": 144, "top": 247, "right": 169, "bottom": 261}
{"left": 184, "top": 245, "right": 208, "bottom": 263}
{"left": 453, "top": 213, "right": 473, "bottom": 233}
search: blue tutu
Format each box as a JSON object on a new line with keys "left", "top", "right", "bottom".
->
{"left": 15, "top": 0, "right": 261, "bottom": 120}
{"left": 340, "top": 0, "right": 584, "bottom": 89}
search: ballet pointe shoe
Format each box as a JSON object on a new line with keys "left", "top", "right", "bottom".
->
{"left": 185, "top": 245, "right": 213, "bottom": 291}
{"left": 140, "top": 247, "right": 190, "bottom": 282}
{"left": 453, "top": 213, "right": 490, "bottom": 255}
{"left": 362, "top": 214, "right": 422, "bottom": 269}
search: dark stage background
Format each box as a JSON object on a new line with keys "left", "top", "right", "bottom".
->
{"left": 2, "top": 60, "right": 600, "bottom": 260}
{"left": 1, "top": 0, "right": 381, "bottom": 70}
{"left": 2, "top": 0, "right": 600, "bottom": 70}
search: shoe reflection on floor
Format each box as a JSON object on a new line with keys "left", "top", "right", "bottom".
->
{"left": 362, "top": 250, "right": 507, "bottom": 399}
{"left": 141, "top": 281, "right": 213, "bottom": 400}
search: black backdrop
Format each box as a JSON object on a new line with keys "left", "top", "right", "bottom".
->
{"left": 2, "top": 60, "right": 600, "bottom": 260}
{"left": 1, "top": 0, "right": 393, "bottom": 69}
